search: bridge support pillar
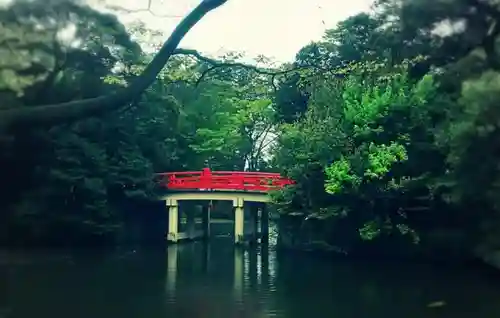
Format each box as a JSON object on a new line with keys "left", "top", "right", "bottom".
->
{"left": 202, "top": 202, "right": 211, "bottom": 239}
{"left": 166, "top": 199, "right": 179, "bottom": 243}
{"left": 249, "top": 204, "right": 259, "bottom": 243}
{"left": 233, "top": 197, "right": 245, "bottom": 245}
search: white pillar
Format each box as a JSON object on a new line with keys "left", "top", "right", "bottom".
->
{"left": 234, "top": 197, "right": 244, "bottom": 245}
{"left": 252, "top": 205, "right": 259, "bottom": 242}
{"left": 202, "top": 203, "right": 211, "bottom": 239}
{"left": 166, "top": 199, "right": 178, "bottom": 243}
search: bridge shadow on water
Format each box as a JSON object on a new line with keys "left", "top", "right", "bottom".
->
{"left": 3, "top": 222, "right": 500, "bottom": 318}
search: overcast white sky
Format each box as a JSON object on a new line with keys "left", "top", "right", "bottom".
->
{"left": 93, "top": 0, "right": 374, "bottom": 63}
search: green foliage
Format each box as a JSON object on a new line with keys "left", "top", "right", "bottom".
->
{"left": 438, "top": 71, "right": 500, "bottom": 210}
{"left": 272, "top": 55, "right": 444, "bottom": 252}
{"left": 325, "top": 142, "right": 408, "bottom": 194}
{"left": 2, "top": 0, "right": 500, "bottom": 259}
{"left": 186, "top": 82, "right": 275, "bottom": 171}
{"left": 270, "top": 0, "right": 500, "bottom": 258}
{"left": 274, "top": 73, "right": 310, "bottom": 123}
{"left": 325, "top": 158, "right": 359, "bottom": 194}
{"left": 0, "top": 0, "right": 280, "bottom": 246}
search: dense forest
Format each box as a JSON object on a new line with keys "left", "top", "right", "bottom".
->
{"left": 1, "top": 0, "right": 500, "bottom": 264}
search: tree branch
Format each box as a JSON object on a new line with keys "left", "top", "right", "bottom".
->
{"left": 0, "top": 0, "right": 228, "bottom": 132}
{"left": 257, "top": 132, "right": 276, "bottom": 156}
{"left": 254, "top": 125, "right": 274, "bottom": 158}
{"left": 173, "top": 49, "right": 290, "bottom": 83}
{"left": 169, "top": 48, "right": 337, "bottom": 88}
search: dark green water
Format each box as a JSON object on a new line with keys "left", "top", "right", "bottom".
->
{"left": 2, "top": 224, "right": 500, "bottom": 318}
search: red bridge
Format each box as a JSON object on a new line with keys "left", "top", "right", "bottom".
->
{"left": 157, "top": 168, "right": 294, "bottom": 192}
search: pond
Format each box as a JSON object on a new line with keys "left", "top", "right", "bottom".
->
{"left": 2, "top": 223, "right": 500, "bottom": 318}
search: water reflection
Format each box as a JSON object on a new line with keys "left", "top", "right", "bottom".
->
{"left": 163, "top": 239, "right": 272, "bottom": 317}
{"left": 3, "top": 231, "right": 500, "bottom": 318}
{"left": 233, "top": 247, "right": 244, "bottom": 302}
{"left": 165, "top": 245, "right": 177, "bottom": 297}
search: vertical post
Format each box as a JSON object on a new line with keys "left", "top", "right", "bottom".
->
{"left": 248, "top": 204, "right": 259, "bottom": 243}
{"left": 186, "top": 208, "right": 196, "bottom": 240}
{"left": 261, "top": 204, "right": 269, "bottom": 244}
{"left": 201, "top": 167, "right": 212, "bottom": 189}
{"left": 202, "top": 201, "right": 211, "bottom": 239}
{"left": 234, "top": 197, "right": 245, "bottom": 245}
{"left": 166, "top": 199, "right": 179, "bottom": 243}
{"left": 254, "top": 205, "right": 260, "bottom": 241}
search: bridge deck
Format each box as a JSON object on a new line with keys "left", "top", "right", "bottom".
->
{"left": 156, "top": 168, "right": 294, "bottom": 193}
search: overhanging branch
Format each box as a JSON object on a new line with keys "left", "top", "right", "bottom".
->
{"left": 171, "top": 48, "right": 334, "bottom": 87}
{"left": 0, "top": 0, "right": 228, "bottom": 132}
{"left": 0, "top": 0, "right": 339, "bottom": 132}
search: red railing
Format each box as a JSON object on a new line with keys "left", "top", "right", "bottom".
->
{"left": 156, "top": 168, "right": 294, "bottom": 192}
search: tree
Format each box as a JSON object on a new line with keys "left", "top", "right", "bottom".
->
{"left": 0, "top": 2, "right": 285, "bottom": 245}
{"left": 0, "top": 3, "right": 197, "bottom": 246}
{"left": 183, "top": 73, "right": 276, "bottom": 171}
{"left": 268, "top": 0, "right": 500, "bottom": 258}
{"left": 0, "top": 0, "right": 228, "bottom": 131}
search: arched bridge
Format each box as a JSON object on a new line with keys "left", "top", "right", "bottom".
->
{"left": 155, "top": 168, "right": 294, "bottom": 245}
{"left": 156, "top": 168, "right": 294, "bottom": 192}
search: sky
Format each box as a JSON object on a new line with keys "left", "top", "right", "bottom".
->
{"left": 93, "top": 0, "right": 374, "bottom": 63}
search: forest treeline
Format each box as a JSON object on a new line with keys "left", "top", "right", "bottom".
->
{"left": 1, "top": 0, "right": 500, "bottom": 261}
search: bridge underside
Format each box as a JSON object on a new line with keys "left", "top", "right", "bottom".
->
{"left": 158, "top": 190, "right": 270, "bottom": 245}
{"left": 158, "top": 190, "right": 270, "bottom": 204}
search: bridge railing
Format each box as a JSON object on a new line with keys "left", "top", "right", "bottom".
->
{"left": 156, "top": 168, "right": 294, "bottom": 192}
